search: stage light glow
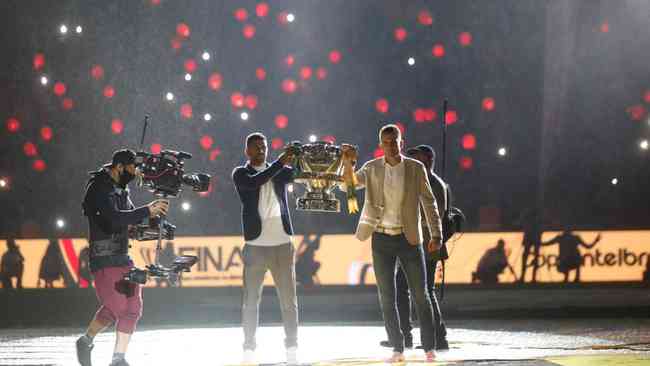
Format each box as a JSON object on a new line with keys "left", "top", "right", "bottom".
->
{"left": 53, "top": 82, "right": 66, "bottom": 96}
{"left": 611, "top": 178, "right": 618, "bottom": 185}
{"left": 286, "top": 13, "right": 295, "bottom": 22}
{"left": 184, "top": 59, "right": 197, "bottom": 73}
{"left": 275, "top": 114, "right": 288, "bottom": 129}
{"left": 208, "top": 73, "right": 223, "bottom": 91}
{"left": 417, "top": 10, "right": 433, "bottom": 26}
{"left": 6, "top": 118, "right": 20, "bottom": 133}
{"left": 182, "top": 202, "right": 191, "bottom": 211}
{"left": 640, "top": 139, "right": 649, "bottom": 150}
{"left": 165, "top": 92, "right": 174, "bottom": 101}
{"left": 200, "top": 135, "right": 213, "bottom": 150}
{"left": 407, "top": 57, "right": 415, "bottom": 66}
{"left": 316, "top": 67, "right": 327, "bottom": 80}
{"left": 180, "top": 103, "right": 193, "bottom": 119}
{"left": 33, "top": 159, "right": 46, "bottom": 172}
{"left": 282, "top": 79, "right": 297, "bottom": 94}
{"left": 432, "top": 44, "right": 445, "bottom": 58}
{"left": 40, "top": 126, "right": 53, "bottom": 141}
{"left": 185, "top": 73, "right": 192, "bottom": 81}
{"left": 33, "top": 53, "right": 45, "bottom": 70}
{"left": 103, "top": 85, "right": 115, "bottom": 98}
{"left": 91, "top": 65, "right": 104, "bottom": 80}
{"left": 256, "top": 67, "right": 267, "bottom": 80}
{"left": 0, "top": 178, "right": 8, "bottom": 189}
{"left": 271, "top": 138, "right": 284, "bottom": 150}
{"left": 460, "top": 156, "right": 473, "bottom": 170}
{"left": 459, "top": 32, "right": 473, "bottom": 46}
{"left": 56, "top": 218, "right": 66, "bottom": 229}
{"left": 394, "top": 27, "right": 407, "bottom": 42}
{"left": 235, "top": 8, "right": 248, "bottom": 22}
{"left": 75, "top": 25, "right": 82, "bottom": 34}
{"left": 40, "top": 76, "right": 48, "bottom": 85}
{"left": 59, "top": 24, "right": 68, "bottom": 34}
{"left": 62, "top": 98, "right": 74, "bottom": 110}
{"left": 498, "top": 147, "right": 507, "bottom": 156}
{"left": 309, "top": 134, "right": 317, "bottom": 143}
{"left": 202, "top": 51, "right": 210, "bottom": 61}
{"left": 445, "top": 110, "right": 458, "bottom": 125}
{"left": 256, "top": 3, "right": 269, "bottom": 18}
{"left": 204, "top": 113, "right": 212, "bottom": 121}
{"left": 329, "top": 50, "right": 341, "bottom": 64}
{"left": 300, "top": 67, "right": 312, "bottom": 80}
{"left": 240, "top": 112, "right": 249, "bottom": 121}
{"left": 245, "top": 95, "right": 258, "bottom": 109}
{"left": 375, "top": 99, "right": 389, "bottom": 114}
{"left": 231, "top": 92, "right": 245, "bottom": 108}
{"left": 111, "top": 119, "right": 123, "bottom": 134}
{"left": 462, "top": 134, "right": 476, "bottom": 150}
{"left": 243, "top": 24, "right": 256, "bottom": 39}
{"left": 176, "top": 23, "right": 190, "bottom": 38}
{"left": 482, "top": 97, "right": 495, "bottom": 111}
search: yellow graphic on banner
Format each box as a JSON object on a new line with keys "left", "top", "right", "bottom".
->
{"left": 1, "top": 230, "right": 649, "bottom": 288}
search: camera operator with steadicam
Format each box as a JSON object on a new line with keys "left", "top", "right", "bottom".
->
{"left": 76, "top": 149, "right": 168, "bottom": 366}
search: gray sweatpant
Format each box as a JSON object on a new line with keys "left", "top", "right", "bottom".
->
{"left": 242, "top": 243, "right": 298, "bottom": 350}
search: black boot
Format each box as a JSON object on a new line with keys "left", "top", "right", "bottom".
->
{"left": 75, "top": 336, "right": 94, "bottom": 366}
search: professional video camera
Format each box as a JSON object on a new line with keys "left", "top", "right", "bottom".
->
{"left": 124, "top": 116, "right": 211, "bottom": 285}
{"left": 135, "top": 150, "right": 210, "bottom": 198}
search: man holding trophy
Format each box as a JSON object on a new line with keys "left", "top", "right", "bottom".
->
{"left": 341, "top": 124, "right": 443, "bottom": 362}
{"left": 232, "top": 133, "right": 298, "bottom": 365}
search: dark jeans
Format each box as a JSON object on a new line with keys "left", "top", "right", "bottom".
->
{"left": 395, "top": 258, "right": 447, "bottom": 343}
{"left": 372, "top": 233, "right": 435, "bottom": 353}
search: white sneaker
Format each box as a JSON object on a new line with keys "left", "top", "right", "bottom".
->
{"left": 242, "top": 349, "right": 256, "bottom": 365}
{"left": 286, "top": 346, "right": 298, "bottom": 365}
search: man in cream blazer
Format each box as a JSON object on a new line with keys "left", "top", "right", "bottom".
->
{"left": 342, "top": 124, "right": 443, "bottom": 362}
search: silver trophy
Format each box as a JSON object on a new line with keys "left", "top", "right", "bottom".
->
{"left": 288, "top": 141, "right": 346, "bottom": 212}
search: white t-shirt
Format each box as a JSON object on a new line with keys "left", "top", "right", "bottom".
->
{"left": 246, "top": 163, "right": 292, "bottom": 246}
{"left": 379, "top": 158, "right": 405, "bottom": 229}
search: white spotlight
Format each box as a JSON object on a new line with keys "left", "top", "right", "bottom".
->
{"left": 40, "top": 76, "right": 49, "bottom": 85}
{"left": 184, "top": 73, "right": 192, "bottom": 81}
{"left": 286, "top": 13, "right": 295, "bottom": 23}
{"left": 0, "top": 178, "right": 7, "bottom": 189}
{"left": 240, "top": 112, "right": 249, "bottom": 121}
{"left": 75, "top": 25, "right": 83, "bottom": 34}
{"left": 407, "top": 57, "right": 415, "bottom": 66}
{"left": 204, "top": 113, "right": 212, "bottom": 121}
{"left": 202, "top": 51, "right": 210, "bottom": 61}
{"left": 181, "top": 202, "right": 191, "bottom": 211}
{"left": 611, "top": 178, "right": 619, "bottom": 185}
{"left": 309, "top": 134, "right": 318, "bottom": 143}
{"left": 640, "top": 139, "right": 649, "bottom": 150}
{"left": 59, "top": 24, "right": 68, "bottom": 34}
{"left": 56, "top": 218, "right": 66, "bottom": 229}
{"left": 498, "top": 147, "right": 507, "bottom": 156}
{"left": 165, "top": 92, "right": 174, "bottom": 101}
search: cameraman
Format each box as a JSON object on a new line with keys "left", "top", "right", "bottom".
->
{"left": 76, "top": 149, "right": 168, "bottom": 366}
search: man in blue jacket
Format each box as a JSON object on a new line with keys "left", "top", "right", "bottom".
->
{"left": 232, "top": 133, "right": 298, "bottom": 365}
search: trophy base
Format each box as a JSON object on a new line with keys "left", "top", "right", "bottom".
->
{"left": 296, "top": 198, "right": 340, "bottom": 212}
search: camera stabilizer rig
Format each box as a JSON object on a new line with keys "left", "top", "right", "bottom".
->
{"left": 123, "top": 115, "right": 211, "bottom": 285}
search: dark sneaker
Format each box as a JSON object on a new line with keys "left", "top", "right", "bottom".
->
{"left": 108, "top": 359, "right": 130, "bottom": 366}
{"left": 379, "top": 337, "right": 413, "bottom": 349}
{"left": 75, "top": 336, "right": 94, "bottom": 366}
